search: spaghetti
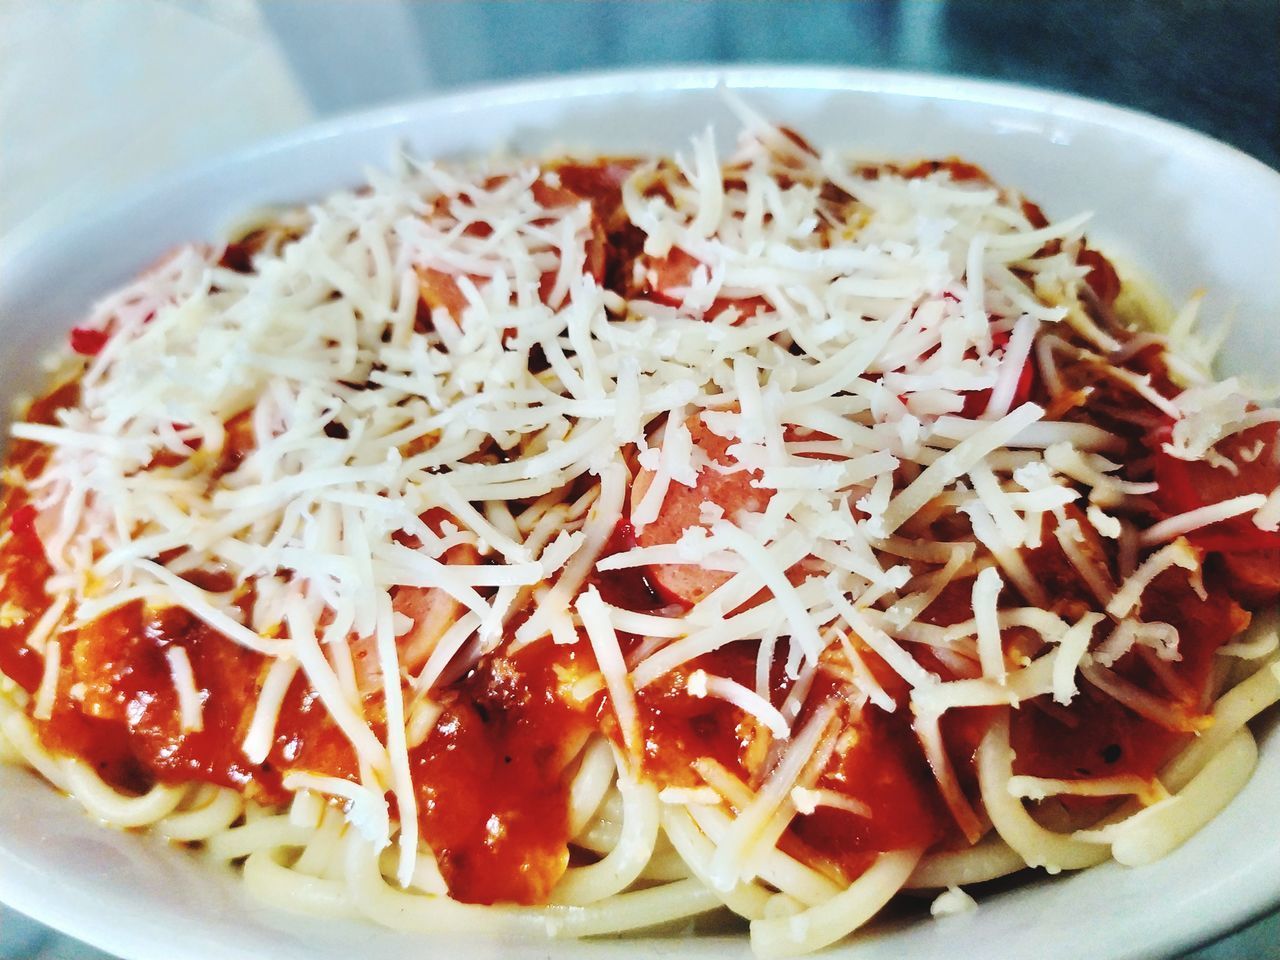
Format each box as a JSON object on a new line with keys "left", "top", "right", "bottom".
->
{"left": 0, "top": 106, "right": 1277, "bottom": 957}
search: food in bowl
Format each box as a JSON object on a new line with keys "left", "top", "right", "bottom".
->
{"left": 1, "top": 108, "right": 1276, "bottom": 957}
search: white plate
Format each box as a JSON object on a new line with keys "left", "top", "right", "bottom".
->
{"left": 0, "top": 67, "right": 1277, "bottom": 960}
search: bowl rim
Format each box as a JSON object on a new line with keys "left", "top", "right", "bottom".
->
{"left": 4, "top": 63, "right": 1277, "bottom": 273}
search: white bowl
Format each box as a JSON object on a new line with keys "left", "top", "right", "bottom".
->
{"left": 0, "top": 67, "right": 1277, "bottom": 960}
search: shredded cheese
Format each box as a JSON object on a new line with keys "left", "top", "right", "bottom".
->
{"left": 164, "top": 646, "right": 204, "bottom": 733}
{"left": 32, "top": 638, "right": 61, "bottom": 721}
{"left": 577, "top": 586, "right": 642, "bottom": 760}
{"left": 1107, "top": 540, "right": 1200, "bottom": 619}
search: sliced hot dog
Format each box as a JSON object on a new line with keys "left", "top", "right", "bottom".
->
{"left": 640, "top": 247, "right": 768, "bottom": 322}
{"left": 631, "top": 414, "right": 772, "bottom": 606}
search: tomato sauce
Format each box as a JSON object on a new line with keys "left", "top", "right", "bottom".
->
{"left": 633, "top": 646, "right": 766, "bottom": 787}
{"left": 0, "top": 506, "right": 52, "bottom": 695}
{"left": 0, "top": 382, "right": 78, "bottom": 694}
{"left": 1010, "top": 564, "right": 1248, "bottom": 828}
{"left": 1009, "top": 562, "right": 1230, "bottom": 783}
{"left": 630, "top": 412, "right": 774, "bottom": 606}
{"left": 629, "top": 634, "right": 950, "bottom": 883}
{"left": 410, "top": 638, "right": 597, "bottom": 904}
{"left": 786, "top": 704, "right": 948, "bottom": 881}
{"left": 7, "top": 576, "right": 286, "bottom": 799}
{"left": 1155, "top": 424, "right": 1280, "bottom": 550}
{"left": 1148, "top": 422, "right": 1280, "bottom": 607}
{"left": 268, "top": 676, "right": 358, "bottom": 789}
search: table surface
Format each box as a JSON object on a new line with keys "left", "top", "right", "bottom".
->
{"left": 0, "top": 1, "right": 1277, "bottom": 957}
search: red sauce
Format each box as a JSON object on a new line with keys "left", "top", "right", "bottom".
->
{"left": 902, "top": 158, "right": 990, "bottom": 183}
{"left": 1078, "top": 248, "right": 1121, "bottom": 308}
{"left": 1021, "top": 507, "right": 1114, "bottom": 619}
{"left": 69, "top": 326, "right": 109, "bottom": 356}
{"left": 634, "top": 646, "right": 765, "bottom": 786}
{"left": 1010, "top": 564, "right": 1248, "bottom": 820}
{"left": 410, "top": 638, "right": 596, "bottom": 904}
{"left": 269, "top": 676, "right": 358, "bottom": 790}
{"left": 787, "top": 704, "right": 948, "bottom": 880}
{"left": 0, "top": 502, "right": 52, "bottom": 694}
{"left": 1154, "top": 423, "right": 1280, "bottom": 556}
{"left": 38, "top": 699, "right": 153, "bottom": 794}
{"left": 0, "top": 383, "right": 79, "bottom": 692}
{"left": 28, "top": 598, "right": 278, "bottom": 798}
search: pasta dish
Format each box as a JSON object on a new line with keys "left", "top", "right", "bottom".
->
{"left": 1, "top": 106, "right": 1277, "bottom": 956}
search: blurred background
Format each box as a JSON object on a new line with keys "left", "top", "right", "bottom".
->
{"left": 1, "top": 0, "right": 1277, "bottom": 247}
{"left": 0, "top": 0, "right": 1277, "bottom": 956}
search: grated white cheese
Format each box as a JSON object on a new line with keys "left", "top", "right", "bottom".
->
{"left": 164, "top": 646, "right": 204, "bottom": 733}
{"left": 32, "top": 638, "right": 61, "bottom": 722}
{"left": 972, "top": 566, "right": 1006, "bottom": 682}
{"left": 1255, "top": 487, "right": 1280, "bottom": 532}
{"left": 241, "top": 656, "right": 298, "bottom": 765}
{"left": 281, "top": 772, "right": 390, "bottom": 849}
{"left": 930, "top": 885, "right": 978, "bottom": 918}
{"left": 687, "top": 668, "right": 791, "bottom": 739}
{"left": 1052, "top": 613, "right": 1104, "bottom": 705}
{"left": 880, "top": 404, "right": 1044, "bottom": 536}
{"left": 577, "top": 586, "right": 642, "bottom": 759}
{"left": 1138, "top": 494, "right": 1268, "bottom": 548}
{"left": 1107, "top": 539, "right": 1200, "bottom": 619}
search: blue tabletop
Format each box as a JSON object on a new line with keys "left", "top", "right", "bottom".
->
{"left": 1, "top": 1, "right": 1277, "bottom": 957}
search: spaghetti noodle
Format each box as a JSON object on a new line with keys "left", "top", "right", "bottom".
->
{"left": 1, "top": 106, "right": 1277, "bottom": 957}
